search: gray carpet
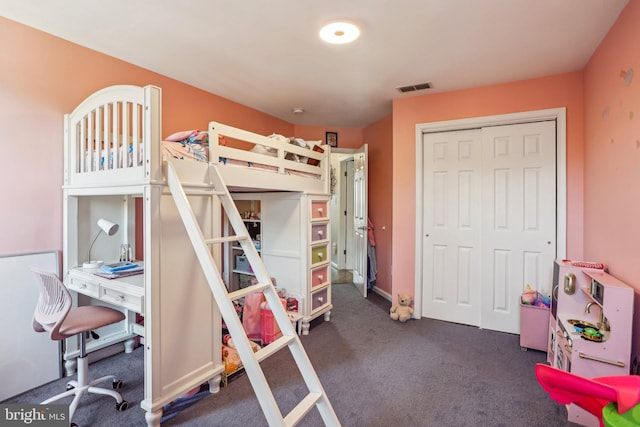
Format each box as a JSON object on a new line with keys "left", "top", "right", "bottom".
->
{"left": 4, "top": 284, "right": 576, "bottom": 426}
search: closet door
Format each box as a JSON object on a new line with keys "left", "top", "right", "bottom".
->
{"left": 480, "top": 121, "right": 556, "bottom": 333}
{"left": 422, "top": 121, "right": 556, "bottom": 334}
{"left": 422, "top": 130, "right": 483, "bottom": 327}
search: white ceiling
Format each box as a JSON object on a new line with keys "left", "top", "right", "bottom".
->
{"left": 0, "top": 0, "right": 628, "bottom": 128}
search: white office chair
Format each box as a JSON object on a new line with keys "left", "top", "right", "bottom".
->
{"left": 30, "top": 267, "right": 129, "bottom": 425}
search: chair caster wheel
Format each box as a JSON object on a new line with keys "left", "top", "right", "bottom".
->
{"left": 116, "top": 400, "right": 129, "bottom": 411}
{"left": 112, "top": 380, "right": 123, "bottom": 389}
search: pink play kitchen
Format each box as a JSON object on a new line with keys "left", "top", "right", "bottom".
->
{"left": 547, "top": 259, "right": 634, "bottom": 427}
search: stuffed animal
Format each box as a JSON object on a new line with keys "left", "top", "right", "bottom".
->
{"left": 390, "top": 293, "right": 414, "bottom": 322}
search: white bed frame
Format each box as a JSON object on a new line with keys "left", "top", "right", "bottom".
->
{"left": 63, "top": 85, "right": 330, "bottom": 193}
{"left": 61, "top": 85, "right": 331, "bottom": 426}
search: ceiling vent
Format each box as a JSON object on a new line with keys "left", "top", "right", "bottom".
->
{"left": 396, "top": 82, "right": 433, "bottom": 93}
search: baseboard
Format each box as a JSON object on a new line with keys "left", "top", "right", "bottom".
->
{"left": 371, "top": 286, "right": 391, "bottom": 301}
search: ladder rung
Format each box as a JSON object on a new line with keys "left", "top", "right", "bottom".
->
{"left": 182, "top": 189, "right": 226, "bottom": 196}
{"left": 204, "top": 235, "right": 250, "bottom": 245}
{"left": 283, "top": 392, "right": 322, "bottom": 427}
{"left": 255, "top": 335, "right": 295, "bottom": 363}
{"left": 166, "top": 161, "right": 339, "bottom": 426}
{"left": 173, "top": 182, "right": 226, "bottom": 196}
{"left": 228, "top": 283, "right": 271, "bottom": 301}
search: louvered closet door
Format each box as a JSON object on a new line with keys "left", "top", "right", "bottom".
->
{"left": 422, "top": 121, "right": 556, "bottom": 334}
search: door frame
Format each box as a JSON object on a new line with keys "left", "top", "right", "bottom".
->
{"left": 331, "top": 149, "right": 356, "bottom": 271}
{"left": 413, "top": 108, "right": 567, "bottom": 319}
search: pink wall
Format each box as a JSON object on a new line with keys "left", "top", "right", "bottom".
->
{"left": 293, "top": 125, "right": 362, "bottom": 149}
{"left": 583, "top": 1, "right": 640, "bottom": 360}
{"left": 391, "top": 72, "right": 585, "bottom": 301}
{"left": 363, "top": 115, "right": 393, "bottom": 295}
{"left": 295, "top": 121, "right": 394, "bottom": 296}
{"left": 0, "top": 18, "right": 292, "bottom": 257}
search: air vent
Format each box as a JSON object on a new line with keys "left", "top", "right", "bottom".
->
{"left": 397, "top": 82, "right": 433, "bottom": 93}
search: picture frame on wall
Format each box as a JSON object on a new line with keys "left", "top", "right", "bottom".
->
{"left": 325, "top": 131, "right": 338, "bottom": 147}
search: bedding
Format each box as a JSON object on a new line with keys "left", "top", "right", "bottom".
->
{"left": 85, "top": 143, "right": 144, "bottom": 171}
{"left": 66, "top": 85, "right": 330, "bottom": 195}
{"left": 160, "top": 130, "right": 325, "bottom": 178}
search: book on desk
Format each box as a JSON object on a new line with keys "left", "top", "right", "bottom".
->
{"left": 94, "top": 261, "right": 144, "bottom": 279}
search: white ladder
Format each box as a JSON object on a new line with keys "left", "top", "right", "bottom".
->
{"left": 166, "top": 160, "right": 340, "bottom": 427}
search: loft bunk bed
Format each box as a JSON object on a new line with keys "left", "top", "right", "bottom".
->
{"left": 61, "top": 85, "right": 333, "bottom": 426}
{"left": 63, "top": 85, "right": 330, "bottom": 193}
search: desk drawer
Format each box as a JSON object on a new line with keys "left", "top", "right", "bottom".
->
{"left": 311, "top": 200, "right": 328, "bottom": 219}
{"left": 101, "top": 287, "right": 144, "bottom": 314}
{"left": 311, "top": 287, "right": 330, "bottom": 312}
{"left": 311, "top": 223, "right": 328, "bottom": 242}
{"left": 310, "top": 264, "right": 329, "bottom": 288}
{"left": 311, "top": 245, "right": 328, "bottom": 265}
{"left": 67, "top": 278, "right": 100, "bottom": 299}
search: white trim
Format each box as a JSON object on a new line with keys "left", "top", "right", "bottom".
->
{"left": 371, "top": 285, "right": 392, "bottom": 302}
{"left": 413, "top": 108, "right": 567, "bottom": 318}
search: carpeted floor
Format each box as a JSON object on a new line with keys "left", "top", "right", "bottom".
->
{"left": 3, "top": 284, "right": 576, "bottom": 426}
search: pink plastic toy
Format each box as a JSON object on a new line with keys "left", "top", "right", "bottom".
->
{"left": 535, "top": 363, "right": 640, "bottom": 426}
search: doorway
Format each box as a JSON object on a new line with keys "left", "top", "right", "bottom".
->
{"left": 330, "top": 146, "right": 368, "bottom": 294}
{"left": 414, "top": 108, "right": 567, "bottom": 334}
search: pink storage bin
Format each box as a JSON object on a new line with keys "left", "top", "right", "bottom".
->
{"left": 260, "top": 298, "right": 287, "bottom": 345}
{"left": 260, "top": 309, "right": 282, "bottom": 344}
{"left": 520, "top": 298, "right": 550, "bottom": 352}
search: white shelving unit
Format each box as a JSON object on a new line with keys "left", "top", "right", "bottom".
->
{"left": 225, "top": 192, "right": 332, "bottom": 334}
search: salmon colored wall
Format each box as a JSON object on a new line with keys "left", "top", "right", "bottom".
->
{"left": 391, "top": 72, "right": 585, "bottom": 303}
{"left": 0, "top": 18, "right": 292, "bottom": 257}
{"left": 363, "top": 115, "right": 393, "bottom": 296}
{"left": 583, "top": 1, "right": 640, "bottom": 364}
{"left": 293, "top": 125, "right": 363, "bottom": 149}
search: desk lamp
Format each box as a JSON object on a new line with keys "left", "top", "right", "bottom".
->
{"left": 83, "top": 218, "right": 119, "bottom": 269}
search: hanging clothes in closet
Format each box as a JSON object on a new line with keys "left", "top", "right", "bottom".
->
{"left": 367, "top": 218, "right": 377, "bottom": 290}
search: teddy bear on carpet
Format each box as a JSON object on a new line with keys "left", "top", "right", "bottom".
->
{"left": 390, "top": 293, "right": 414, "bottom": 322}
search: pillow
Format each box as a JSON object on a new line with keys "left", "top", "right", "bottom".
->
{"left": 164, "top": 130, "right": 198, "bottom": 142}
{"left": 286, "top": 138, "right": 308, "bottom": 162}
{"left": 250, "top": 133, "right": 289, "bottom": 157}
{"left": 250, "top": 144, "right": 277, "bottom": 157}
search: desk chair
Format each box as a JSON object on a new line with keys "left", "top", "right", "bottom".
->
{"left": 30, "top": 268, "right": 129, "bottom": 425}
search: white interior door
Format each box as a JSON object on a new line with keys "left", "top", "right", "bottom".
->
{"left": 481, "top": 121, "right": 556, "bottom": 333}
{"left": 422, "top": 130, "right": 483, "bottom": 326}
{"left": 422, "top": 121, "right": 556, "bottom": 333}
{"left": 342, "top": 159, "right": 355, "bottom": 270}
{"left": 352, "top": 145, "right": 368, "bottom": 297}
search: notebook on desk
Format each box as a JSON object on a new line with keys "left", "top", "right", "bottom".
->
{"left": 94, "top": 264, "right": 144, "bottom": 279}
{"left": 100, "top": 261, "right": 139, "bottom": 272}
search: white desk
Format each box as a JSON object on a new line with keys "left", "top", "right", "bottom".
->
{"left": 64, "top": 265, "right": 144, "bottom": 370}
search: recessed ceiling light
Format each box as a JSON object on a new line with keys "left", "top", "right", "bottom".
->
{"left": 319, "top": 21, "right": 360, "bottom": 44}
{"left": 292, "top": 108, "right": 305, "bottom": 114}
